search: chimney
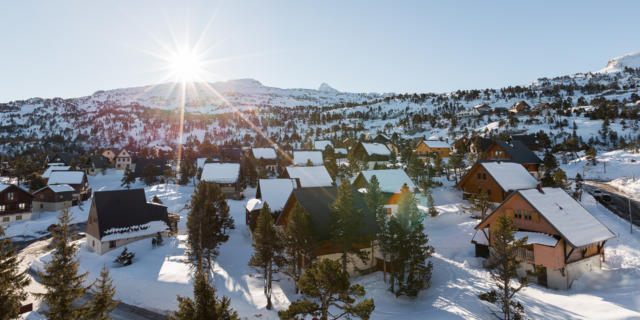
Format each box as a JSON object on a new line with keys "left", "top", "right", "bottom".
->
{"left": 294, "top": 178, "right": 302, "bottom": 188}
{"left": 536, "top": 183, "right": 544, "bottom": 193}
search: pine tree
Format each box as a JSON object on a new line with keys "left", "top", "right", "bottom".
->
{"left": 586, "top": 147, "right": 597, "bottom": 165}
{"left": 469, "top": 191, "right": 492, "bottom": 219}
{"left": 120, "top": 168, "right": 136, "bottom": 189}
{"left": 151, "top": 195, "right": 163, "bottom": 204}
{"left": 478, "top": 215, "right": 528, "bottom": 320}
{"left": 363, "top": 175, "right": 391, "bottom": 282}
{"left": 543, "top": 150, "right": 558, "bottom": 172}
{"left": 278, "top": 259, "right": 375, "bottom": 320}
{"left": 187, "top": 181, "right": 235, "bottom": 272}
{"left": 248, "top": 204, "right": 285, "bottom": 310}
{"left": 386, "top": 191, "right": 434, "bottom": 297}
{"left": 448, "top": 149, "right": 465, "bottom": 183}
{"left": 426, "top": 188, "right": 438, "bottom": 217}
{"left": 37, "top": 209, "right": 89, "bottom": 320}
{"left": 88, "top": 265, "right": 119, "bottom": 320}
{"left": 142, "top": 163, "right": 160, "bottom": 185}
{"left": 113, "top": 247, "right": 135, "bottom": 266}
{"left": 178, "top": 160, "right": 195, "bottom": 185}
{"left": 0, "top": 225, "right": 30, "bottom": 320}
{"left": 282, "top": 203, "right": 317, "bottom": 293}
{"left": 171, "top": 271, "right": 239, "bottom": 320}
{"left": 329, "top": 180, "right": 367, "bottom": 274}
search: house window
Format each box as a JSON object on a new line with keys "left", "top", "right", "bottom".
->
{"left": 487, "top": 189, "right": 491, "bottom": 196}
{"left": 15, "top": 215, "right": 21, "bottom": 221}
{"left": 482, "top": 173, "right": 487, "bottom": 180}
{"left": 2, "top": 217, "right": 9, "bottom": 222}
{"left": 40, "top": 204, "right": 44, "bottom": 209}
{"left": 7, "top": 192, "right": 14, "bottom": 200}
{"left": 92, "top": 240, "right": 95, "bottom": 247}
{"left": 514, "top": 209, "right": 522, "bottom": 219}
{"left": 524, "top": 211, "right": 533, "bottom": 221}
{"left": 477, "top": 173, "right": 482, "bottom": 179}
{"left": 0, "top": 205, "right": 4, "bottom": 212}
{"left": 387, "top": 207, "right": 393, "bottom": 214}
{"left": 109, "top": 241, "right": 116, "bottom": 248}
{"left": 18, "top": 203, "right": 25, "bottom": 210}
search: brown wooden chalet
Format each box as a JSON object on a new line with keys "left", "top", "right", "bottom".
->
{"left": 485, "top": 140, "right": 542, "bottom": 174}
{"left": 200, "top": 162, "right": 242, "bottom": 199}
{"left": 276, "top": 185, "right": 378, "bottom": 274}
{"left": 457, "top": 161, "right": 539, "bottom": 203}
{"left": 86, "top": 189, "right": 175, "bottom": 255}
{"left": 250, "top": 147, "right": 279, "bottom": 173}
{"left": 0, "top": 184, "right": 33, "bottom": 224}
{"left": 509, "top": 100, "right": 531, "bottom": 114}
{"left": 351, "top": 142, "right": 392, "bottom": 169}
{"left": 32, "top": 184, "right": 74, "bottom": 213}
{"left": 47, "top": 170, "right": 91, "bottom": 202}
{"left": 415, "top": 139, "right": 451, "bottom": 159}
{"left": 473, "top": 187, "right": 615, "bottom": 290}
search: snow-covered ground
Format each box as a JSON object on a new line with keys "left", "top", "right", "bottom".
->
{"left": 19, "top": 171, "right": 640, "bottom": 319}
{"left": 561, "top": 149, "right": 640, "bottom": 182}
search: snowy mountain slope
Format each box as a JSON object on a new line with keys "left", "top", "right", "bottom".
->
{"left": 598, "top": 51, "right": 640, "bottom": 74}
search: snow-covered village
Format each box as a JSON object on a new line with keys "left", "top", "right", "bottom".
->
{"left": 2, "top": 2, "right": 640, "bottom": 320}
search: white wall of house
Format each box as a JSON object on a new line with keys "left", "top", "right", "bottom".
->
{"left": 87, "top": 232, "right": 170, "bottom": 255}
{"left": 0, "top": 212, "right": 33, "bottom": 225}
{"left": 318, "top": 246, "right": 379, "bottom": 275}
{"left": 33, "top": 201, "right": 73, "bottom": 212}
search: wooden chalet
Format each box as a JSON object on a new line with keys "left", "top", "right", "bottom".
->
{"left": 313, "top": 140, "right": 333, "bottom": 151}
{"left": 351, "top": 142, "right": 392, "bottom": 169}
{"left": 115, "top": 149, "right": 132, "bottom": 170}
{"left": 201, "top": 162, "right": 242, "bottom": 199}
{"left": 47, "top": 170, "right": 91, "bottom": 202}
{"left": 102, "top": 149, "right": 116, "bottom": 164}
{"left": 84, "top": 154, "right": 111, "bottom": 175}
{"left": 485, "top": 140, "right": 542, "bottom": 174}
{"left": 371, "top": 134, "right": 398, "bottom": 154}
{"left": 276, "top": 185, "right": 378, "bottom": 275}
{"left": 457, "top": 161, "right": 539, "bottom": 203}
{"left": 133, "top": 158, "right": 169, "bottom": 177}
{"left": 284, "top": 166, "right": 333, "bottom": 188}
{"left": 533, "top": 102, "right": 553, "bottom": 112}
{"left": 292, "top": 150, "right": 324, "bottom": 166}
{"left": 250, "top": 147, "right": 279, "bottom": 172}
{"left": 0, "top": 184, "right": 34, "bottom": 224}
{"left": 86, "top": 189, "right": 174, "bottom": 255}
{"left": 473, "top": 187, "right": 615, "bottom": 290}
{"left": 510, "top": 134, "right": 541, "bottom": 151}
{"left": 352, "top": 168, "right": 418, "bottom": 214}
{"left": 509, "top": 100, "right": 531, "bottom": 114}
{"left": 32, "top": 184, "right": 74, "bottom": 213}
{"left": 245, "top": 178, "right": 297, "bottom": 231}
{"left": 473, "top": 103, "right": 492, "bottom": 115}
{"left": 48, "top": 152, "right": 77, "bottom": 166}
{"left": 416, "top": 139, "right": 451, "bottom": 159}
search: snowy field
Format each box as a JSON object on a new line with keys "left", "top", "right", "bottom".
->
{"left": 12, "top": 171, "right": 640, "bottom": 319}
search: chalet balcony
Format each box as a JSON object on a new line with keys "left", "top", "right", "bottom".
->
{"left": 514, "top": 247, "right": 534, "bottom": 263}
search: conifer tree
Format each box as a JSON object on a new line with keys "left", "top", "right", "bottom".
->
{"left": 282, "top": 203, "right": 317, "bottom": 293}
{"left": 469, "top": 191, "right": 492, "bottom": 219}
{"left": 120, "top": 168, "right": 136, "bottom": 189}
{"left": 178, "top": 160, "right": 195, "bottom": 185}
{"left": 248, "top": 204, "right": 285, "bottom": 310}
{"left": 0, "top": 225, "right": 30, "bottom": 320}
{"left": 278, "top": 259, "right": 375, "bottom": 320}
{"left": 187, "top": 181, "right": 235, "bottom": 273}
{"left": 478, "top": 215, "right": 528, "bottom": 320}
{"left": 151, "top": 195, "right": 163, "bottom": 204}
{"left": 363, "top": 175, "right": 391, "bottom": 281}
{"left": 88, "top": 265, "right": 119, "bottom": 320}
{"left": 329, "top": 180, "right": 367, "bottom": 274}
{"left": 171, "top": 271, "right": 239, "bottom": 320}
{"left": 37, "top": 209, "right": 89, "bottom": 320}
{"left": 387, "top": 191, "right": 434, "bottom": 297}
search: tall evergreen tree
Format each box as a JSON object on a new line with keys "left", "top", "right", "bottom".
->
{"left": 187, "top": 181, "right": 235, "bottom": 272}
{"left": 278, "top": 259, "right": 375, "bottom": 320}
{"left": 120, "top": 168, "right": 136, "bottom": 189}
{"left": 363, "top": 175, "right": 391, "bottom": 282}
{"left": 282, "top": 203, "right": 317, "bottom": 293}
{"left": 171, "top": 271, "right": 239, "bottom": 320}
{"left": 478, "top": 215, "right": 528, "bottom": 320}
{"left": 37, "top": 209, "right": 89, "bottom": 320}
{"left": 88, "top": 265, "right": 119, "bottom": 320}
{"left": 248, "top": 204, "right": 285, "bottom": 310}
{"left": 0, "top": 225, "right": 30, "bottom": 320}
{"left": 178, "top": 159, "right": 196, "bottom": 185}
{"left": 329, "top": 180, "right": 367, "bottom": 274}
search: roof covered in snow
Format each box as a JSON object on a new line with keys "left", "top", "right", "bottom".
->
{"left": 518, "top": 188, "right": 615, "bottom": 247}
{"left": 293, "top": 151, "right": 324, "bottom": 166}
{"left": 252, "top": 148, "right": 277, "bottom": 160}
{"left": 257, "top": 178, "right": 297, "bottom": 212}
{"left": 37, "top": 184, "right": 75, "bottom": 193}
{"left": 314, "top": 140, "right": 333, "bottom": 150}
{"left": 334, "top": 148, "right": 348, "bottom": 155}
{"left": 480, "top": 162, "right": 539, "bottom": 191}
{"left": 355, "top": 169, "right": 417, "bottom": 194}
{"left": 43, "top": 165, "right": 71, "bottom": 178}
{"left": 515, "top": 231, "right": 559, "bottom": 247}
{"left": 47, "top": 170, "right": 86, "bottom": 185}
{"left": 360, "top": 142, "right": 391, "bottom": 156}
{"left": 422, "top": 140, "right": 451, "bottom": 149}
{"left": 246, "top": 198, "right": 263, "bottom": 212}
{"left": 92, "top": 189, "right": 170, "bottom": 241}
{"left": 285, "top": 166, "right": 333, "bottom": 187}
{"left": 201, "top": 163, "right": 240, "bottom": 184}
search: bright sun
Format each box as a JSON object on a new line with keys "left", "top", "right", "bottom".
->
{"left": 168, "top": 49, "right": 204, "bottom": 82}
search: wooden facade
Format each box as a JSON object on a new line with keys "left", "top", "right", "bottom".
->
{"left": 486, "top": 143, "right": 540, "bottom": 173}
{"left": 457, "top": 163, "right": 511, "bottom": 203}
{"left": 0, "top": 185, "right": 33, "bottom": 224}
{"left": 416, "top": 140, "right": 451, "bottom": 158}
{"left": 32, "top": 186, "right": 73, "bottom": 212}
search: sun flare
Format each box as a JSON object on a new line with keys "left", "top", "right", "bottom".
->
{"left": 167, "top": 49, "right": 204, "bottom": 82}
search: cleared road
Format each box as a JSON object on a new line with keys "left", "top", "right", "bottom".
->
{"left": 582, "top": 180, "right": 640, "bottom": 228}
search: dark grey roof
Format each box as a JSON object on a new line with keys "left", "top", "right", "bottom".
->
{"left": 473, "top": 137, "right": 494, "bottom": 152}
{"left": 493, "top": 140, "right": 541, "bottom": 164}
{"left": 280, "top": 186, "right": 377, "bottom": 241}
{"left": 133, "top": 158, "right": 169, "bottom": 176}
{"left": 510, "top": 135, "right": 539, "bottom": 148}
{"left": 218, "top": 146, "right": 242, "bottom": 161}
{"left": 52, "top": 152, "right": 76, "bottom": 166}
{"left": 93, "top": 189, "right": 169, "bottom": 239}
{"left": 89, "top": 155, "right": 110, "bottom": 169}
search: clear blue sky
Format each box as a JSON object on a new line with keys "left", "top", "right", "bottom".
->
{"left": 1, "top": 0, "right": 639, "bottom": 102}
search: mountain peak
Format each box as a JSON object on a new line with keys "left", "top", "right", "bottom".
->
{"left": 598, "top": 51, "right": 640, "bottom": 73}
{"left": 318, "top": 82, "right": 339, "bottom": 93}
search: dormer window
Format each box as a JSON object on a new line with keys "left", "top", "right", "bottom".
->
{"left": 7, "top": 192, "right": 14, "bottom": 200}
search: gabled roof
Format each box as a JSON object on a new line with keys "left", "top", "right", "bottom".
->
{"left": 89, "top": 155, "right": 110, "bottom": 169}
{"left": 479, "top": 162, "right": 538, "bottom": 191}
{"left": 252, "top": 148, "right": 277, "bottom": 160}
{"left": 201, "top": 163, "right": 241, "bottom": 184}
{"left": 313, "top": 140, "right": 333, "bottom": 151}
{"left": 133, "top": 158, "right": 169, "bottom": 176}
{"left": 421, "top": 140, "right": 451, "bottom": 149}
{"left": 47, "top": 171, "right": 86, "bottom": 185}
{"left": 43, "top": 165, "right": 71, "bottom": 179}
{"left": 360, "top": 142, "right": 391, "bottom": 156}
{"left": 256, "top": 178, "right": 297, "bottom": 212}
{"left": 34, "top": 184, "right": 75, "bottom": 194}
{"left": 0, "top": 184, "right": 33, "bottom": 197}
{"left": 285, "top": 166, "right": 333, "bottom": 187}
{"left": 293, "top": 151, "right": 324, "bottom": 166}
{"left": 334, "top": 148, "right": 348, "bottom": 155}
{"left": 478, "top": 188, "right": 615, "bottom": 248}
{"left": 52, "top": 152, "right": 75, "bottom": 165}
{"left": 510, "top": 135, "right": 539, "bottom": 148}
{"left": 354, "top": 169, "right": 417, "bottom": 194}
{"left": 491, "top": 140, "right": 542, "bottom": 164}
{"left": 278, "top": 185, "right": 376, "bottom": 241}
{"left": 92, "top": 189, "right": 169, "bottom": 241}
